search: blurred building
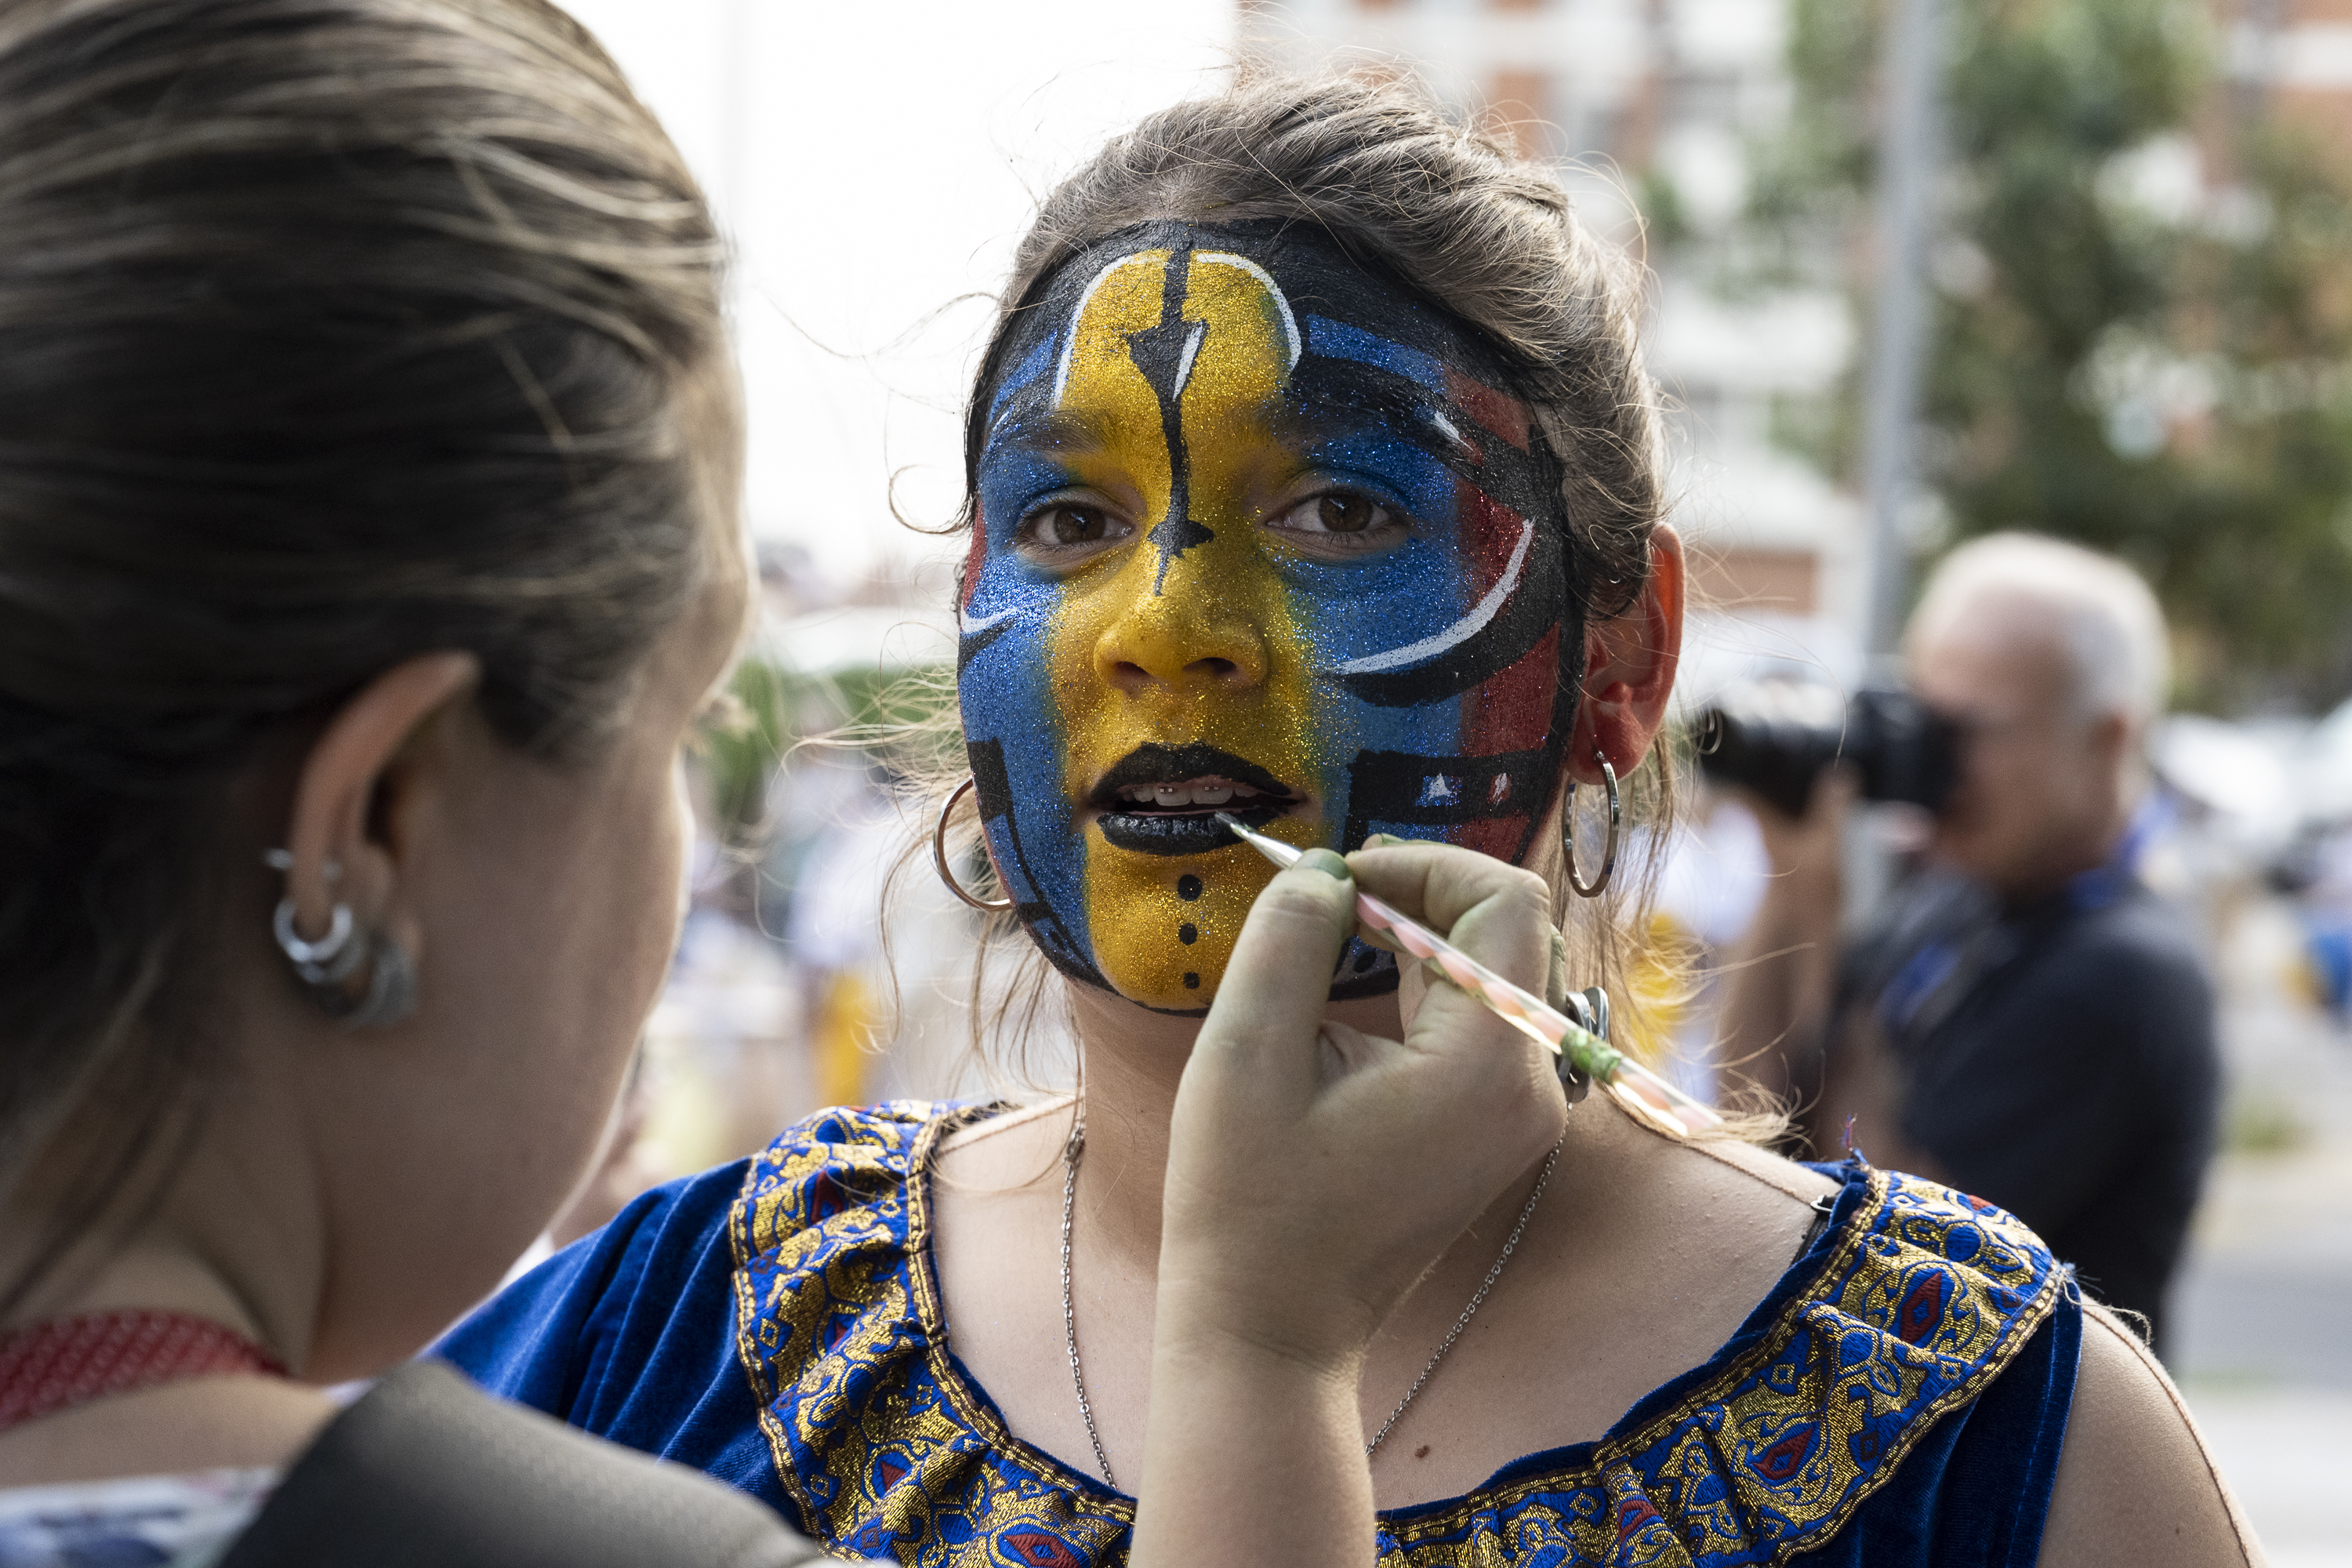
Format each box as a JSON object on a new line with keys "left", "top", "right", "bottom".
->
{"left": 2230, "top": 0, "right": 2352, "bottom": 142}
{"left": 1246, "top": 0, "right": 1865, "bottom": 700}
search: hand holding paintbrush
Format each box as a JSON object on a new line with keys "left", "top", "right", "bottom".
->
{"left": 1214, "top": 812, "right": 1721, "bottom": 1137}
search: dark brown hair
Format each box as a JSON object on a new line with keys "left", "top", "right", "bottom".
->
{"left": 0, "top": 0, "right": 728, "bottom": 1305}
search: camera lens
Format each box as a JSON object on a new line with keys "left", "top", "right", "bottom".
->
{"left": 1693, "top": 684, "right": 1957, "bottom": 815}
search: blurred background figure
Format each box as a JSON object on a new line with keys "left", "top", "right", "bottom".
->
{"left": 1714, "top": 535, "right": 2220, "bottom": 1355}
{"left": 2272, "top": 789, "right": 2352, "bottom": 1029}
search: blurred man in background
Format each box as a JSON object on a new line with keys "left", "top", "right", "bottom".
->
{"left": 1720, "top": 533, "right": 2220, "bottom": 1356}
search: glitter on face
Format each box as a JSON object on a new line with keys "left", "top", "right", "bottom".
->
{"left": 958, "top": 221, "right": 1577, "bottom": 1012}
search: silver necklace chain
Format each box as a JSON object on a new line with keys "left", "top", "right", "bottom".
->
{"left": 1058, "top": 1109, "right": 1565, "bottom": 1484}
{"left": 1363, "top": 1138, "right": 1561, "bottom": 1459}
{"left": 1060, "top": 1114, "right": 1116, "bottom": 1487}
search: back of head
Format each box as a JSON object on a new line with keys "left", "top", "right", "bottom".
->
{"left": 1908, "top": 533, "right": 2170, "bottom": 728}
{"left": 0, "top": 0, "right": 726, "bottom": 1293}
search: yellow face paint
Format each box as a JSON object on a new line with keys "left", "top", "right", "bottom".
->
{"left": 1048, "top": 251, "right": 1323, "bottom": 1009}
{"left": 961, "top": 223, "right": 1575, "bottom": 1012}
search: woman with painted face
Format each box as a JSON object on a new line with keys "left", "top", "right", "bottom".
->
{"left": 447, "top": 78, "right": 2259, "bottom": 1566}
{"left": 0, "top": 12, "right": 1558, "bottom": 1566}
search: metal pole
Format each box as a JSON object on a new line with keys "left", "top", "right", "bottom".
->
{"left": 1859, "top": 0, "right": 1946, "bottom": 660}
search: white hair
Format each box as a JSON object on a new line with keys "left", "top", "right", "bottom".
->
{"left": 1907, "top": 533, "right": 2171, "bottom": 724}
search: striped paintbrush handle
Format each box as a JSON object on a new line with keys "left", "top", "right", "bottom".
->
{"left": 1214, "top": 813, "right": 1722, "bottom": 1137}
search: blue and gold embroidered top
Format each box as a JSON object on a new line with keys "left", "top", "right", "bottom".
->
{"left": 443, "top": 1103, "right": 2081, "bottom": 1568}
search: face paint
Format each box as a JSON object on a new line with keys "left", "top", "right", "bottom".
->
{"left": 959, "top": 222, "right": 1576, "bottom": 1012}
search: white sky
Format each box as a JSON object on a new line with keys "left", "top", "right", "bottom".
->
{"left": 558, "top": 0, "right": 1241, "bottom": 588}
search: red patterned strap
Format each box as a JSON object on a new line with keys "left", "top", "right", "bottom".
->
{"left": 0, "top": 1310, "right": 289, "bottom": 1434}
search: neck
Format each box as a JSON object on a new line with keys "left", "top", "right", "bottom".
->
{"left": 2, "top": 1054, "right": 325, "bottom": 1377}
{"left": 1065, "top": 980, "right": 1403, "bottom": 1268}
{"left": 0, "top": 1131, "right": 336, "bottom": 1486}
{"left": 1990, "top": 808, "right": 2132, "bottom": 909}
{"left": 3, "top": 1240, "right": 272, "bottom": 1356}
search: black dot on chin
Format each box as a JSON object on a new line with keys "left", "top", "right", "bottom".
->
{"left": 1177, "top": 874, "right": 1203, "bottom": 901}
{"left": 1183, "top": 972, "right": 1200, "bottom": 989}
{"left": 1178, "top": 923, "right": 1198, "bottom": 945}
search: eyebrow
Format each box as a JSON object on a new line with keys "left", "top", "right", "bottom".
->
{"left": 1276, "top": 358, "right": 1561, "bottom": 524}
{"left": 987, "top": 335, "right": 1059, "bottom": 423}
{"left": 1301, "top": 315, "right": 1533, "bottom": 452}
{"left": 1302, "top": 315, "right": 1448, "bottom": 395}
{"left": 1274, "top": 365, "right": 1478, "bottom": 465}
{"left": 982, "top": 350, "right": 1487, "bottom": 481}
{"left": 981, "top": 404, "right": 1112, "bottom": 466}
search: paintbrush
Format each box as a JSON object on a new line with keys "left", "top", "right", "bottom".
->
{"left": 1212, "top": 811, "right": 1722, "bottom": 1137}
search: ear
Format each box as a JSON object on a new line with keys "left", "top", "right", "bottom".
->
{"left": 1567, "top": 524, "right": 1683, "bottom": 785}
{"left": 274, "top": 653, "right": 481, "bottom": 952}
{"left": 2085, "top": 706, "right": 2137, "bottom": 786}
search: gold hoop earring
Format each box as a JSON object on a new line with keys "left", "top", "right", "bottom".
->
{"left": 934, "top": 774, "right": 1014, "bottom": 913}
{"left": 1565, "top": 749, "right": 1621, "bottom": 899}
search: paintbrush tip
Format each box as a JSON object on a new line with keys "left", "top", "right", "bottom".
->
{"left": 1214, "top": 811, "right": 1299, "bottom": 866}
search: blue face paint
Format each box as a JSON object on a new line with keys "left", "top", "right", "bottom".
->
{"left": 957, "top": 222, "right": 1578, "bottom": 1011}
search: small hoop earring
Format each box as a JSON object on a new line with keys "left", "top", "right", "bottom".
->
{"left": 266, "top": 850, "right": 413, "bottom": 1027}
{"left": 262, "top": 848, "right": 339, "bottom": 884}
{"left": 934, "top": 775, "right": 1014, "bottom": 913}
{"left": 274, "top": 898, "right": 362, "bottom": 984}
{"left": 1565, "top": 749, "right": 1621, "bottom": 899}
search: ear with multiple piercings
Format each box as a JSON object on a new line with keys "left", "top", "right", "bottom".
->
{"left": 261, "top": 848, "right": 416, "bottom": 1027}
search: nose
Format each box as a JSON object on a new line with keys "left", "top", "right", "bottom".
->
{"left": 1092, "top": 550, "right": 1269, "bottom": 695}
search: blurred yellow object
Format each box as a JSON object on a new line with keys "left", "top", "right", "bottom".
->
{"left": 2284, "top": 949, "right": 2321, "bottom": 1011}
{"left": 814, "top": 969, "right": 879, "bottom": 1109}
{"left": 1620, "top": 911, "right": 1697, "bottom": 1069}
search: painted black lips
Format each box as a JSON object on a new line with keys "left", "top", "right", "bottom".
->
{"left": 1091, "top": 743, "right": 1298, "bottom": 857}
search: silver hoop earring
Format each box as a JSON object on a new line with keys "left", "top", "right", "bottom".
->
{"left": 934, "top": 775, "right": 1014, "bottom": 913}
{"left": 262, "top": 848, "right": 339, "bottom": 884}
{"left": 273, "top": 898, "right": 362, "bottom": 985}
{"left": 1565, "top": 749, "right": 1621, "bottom": 899}
{"left": 266, "top": 848, "right": 412, "bottom": 1027}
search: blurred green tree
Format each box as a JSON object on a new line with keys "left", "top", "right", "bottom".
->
{"left": 694, "top": 658, "right": 957, "bottom": 849}
{"left": 1739, "top": 0, "right": 2352, "bottom": 710}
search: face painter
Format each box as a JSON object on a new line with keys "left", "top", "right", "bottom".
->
{"left": 956, "top": 221, "right": 1580, "bottom": 1012}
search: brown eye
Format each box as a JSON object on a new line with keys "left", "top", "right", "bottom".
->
{"left": 1264, "top": 488, "right": 1405, "bottom": 557}
{"left": 1316, "top": 494, "right": 1376, "bottom": 533}
{"left": 1273, "top": 490, "right": 1395, "bottom": 536}
{"left": 1048, "top": 505, "right": 1110, "bottom": 544}
{"left": 1013, "top": 498, "right": 1131, "bottom": 565}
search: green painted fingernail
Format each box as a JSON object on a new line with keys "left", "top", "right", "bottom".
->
{"left": 1298, "top": 848, "right": 1351, "bottom": 880}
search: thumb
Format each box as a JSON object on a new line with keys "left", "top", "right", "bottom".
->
{"left": 1193, "top": 851, "right": 1358, "bottom": 1092}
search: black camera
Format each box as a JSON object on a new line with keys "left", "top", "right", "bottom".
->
{"left": 1691, "top": 684, "right": 1959, "bottom": 818}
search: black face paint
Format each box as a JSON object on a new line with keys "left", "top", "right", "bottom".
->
{"left": 957, "top": 220, "right": 1584, "bottom": 1012}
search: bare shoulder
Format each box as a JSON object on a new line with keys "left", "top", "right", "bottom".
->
{"left": 1597, "top": 1101, "right": 1841, "bottom": 1245}
{"left": 2035, "top": 1300, "right": 2263, "bottom": 1568}
{"left": 1565, "top": 1098, "right": 1842, "bottom": 1273}
{"left": 1669, "top": 1124, "right": 1842, "bottom": 1209}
